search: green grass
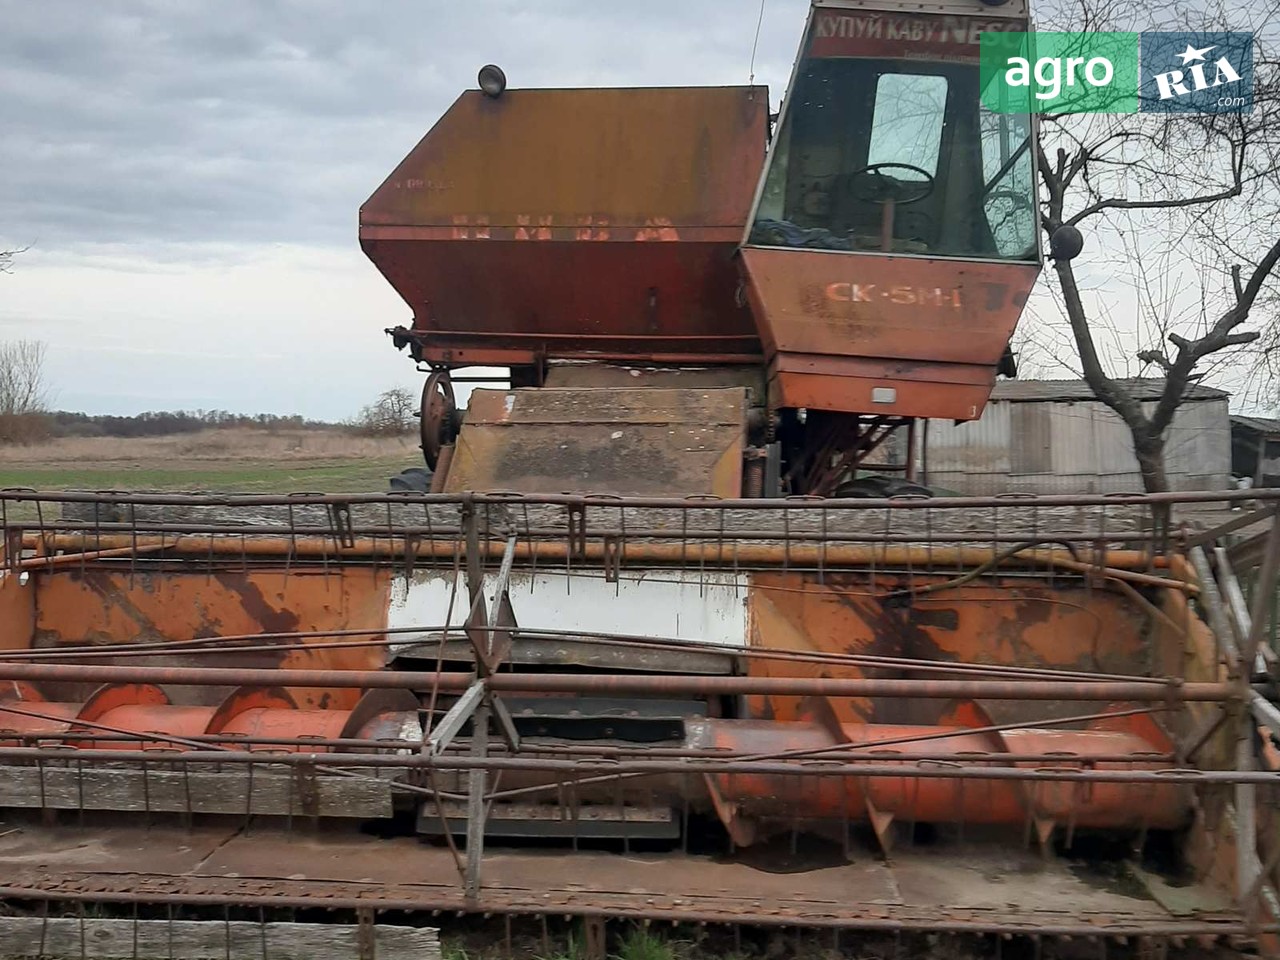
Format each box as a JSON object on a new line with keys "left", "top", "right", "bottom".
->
{"left": 441, "top": 923, "right": 690, "bottom": 960}
{"left": 0, "top": 457, "right": 414, "bottom": 495}
{"left": 615, "top": 927, "right": 683, "bottom": 960}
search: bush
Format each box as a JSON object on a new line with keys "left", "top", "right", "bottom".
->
{"left": 351, "top": 388, "right": 416, "bottom": 437}
{"left": 0, "top": 411, "right": 50, "bottom": 444}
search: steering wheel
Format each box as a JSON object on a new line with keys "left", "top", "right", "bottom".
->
{"left": 845, "top": 163, "right": 936, "bottom": 206}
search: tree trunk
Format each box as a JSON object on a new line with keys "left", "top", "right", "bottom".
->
{"left": 1133, "top": 432, "right": 1169, "bottom": 494}
{"left": 1133, "top": 430, "right": 1172, "bottom": 546}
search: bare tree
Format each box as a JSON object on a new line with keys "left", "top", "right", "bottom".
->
{"left": 1032, "top": 0, "right": 1280, "bottom": 498}
{"left": 0, "top": 340, "right": 51, "bottom": 443}
{"left": 0, "top": 245, "right": 29, "bottom": 275}
{"left": 353, "top": 387, "right": 416, "bottom": 437}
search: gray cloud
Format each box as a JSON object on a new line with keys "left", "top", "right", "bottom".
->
{"left": 1, "top": 0, "right": 808, "bottom": 252}
{"left": 0, "top": 0, "right": 808, "bottom": 418}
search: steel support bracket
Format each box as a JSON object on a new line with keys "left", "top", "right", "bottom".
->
{"left": 326, "top": 501, "right": 355, "bottom": 549}
{"left": 464, "top": 702, "right": 491, "bottom": 901}
{"left": 426, "top": 681, "right": 487, "bottom": 757}
{"left": 567, "top": 504, "right": 587, "bottom": 559}
{"left": 464, "top": 534, "right": 518, "bottom": 676}
{"left": 356, "top": 908, "right": 377, "bottom": 960}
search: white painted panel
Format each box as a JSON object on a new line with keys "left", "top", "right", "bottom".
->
{"left": 388, "top": 569, "right": 749, "bottom": 647}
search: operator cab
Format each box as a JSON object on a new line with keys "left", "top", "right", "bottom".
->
{"left": 749, "top": 55, "right": 1037, "bottom": 261}
{"left": 736, "top": 0, "right": 1042, "bottom": 433}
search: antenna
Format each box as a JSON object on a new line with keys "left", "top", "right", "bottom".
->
{"left": 748, "top": 0, "right": 767, "bottom": 86}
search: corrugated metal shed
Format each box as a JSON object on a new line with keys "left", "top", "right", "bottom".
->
{"left": 990, "top": 379, "right": 1228, "bottom": 402}
{"left": 1231, "top": 414, "right": 1280, "bottom": 436}
{"left": 1230, "top": 414, "right": 1280, "bottom": 486}
{"left": 924, "top": 378, "right": 1231, "bottom": 495}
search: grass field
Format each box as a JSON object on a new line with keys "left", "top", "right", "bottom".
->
{"left": 0, "top": 428, "right": 420, "bottom": 494}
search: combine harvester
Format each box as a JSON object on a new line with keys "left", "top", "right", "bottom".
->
{"left": 2, "top": 0, "right": 1280, "bottom": 956}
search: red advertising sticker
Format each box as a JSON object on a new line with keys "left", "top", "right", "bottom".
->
{"left": 809, "top": 10, "right": 1024, "bottom": 63}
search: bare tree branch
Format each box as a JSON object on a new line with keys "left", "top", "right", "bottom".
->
{"left": 353, "top": 387, "right": 416, "bottom": 437}
{"left": 1033, "top": 0, "right": 1280, "bottom": 499}
{"left": 1065, "top": 180, "right": 1243, "bottom": 227}
{"left": 0, "top": 340, "right": 51, "bottom": 443}
{"left": 1136, "top": 349, "right": 1173, "bottom": 372}
{"left": 0, "top": 246, "right": 30, "bottom": 275}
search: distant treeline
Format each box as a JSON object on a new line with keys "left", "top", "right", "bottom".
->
{"left": 43, "top": 410, "right": 344, "bottom": 440}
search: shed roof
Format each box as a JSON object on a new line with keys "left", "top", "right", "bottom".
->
{"left": 1231, "top": 414, "right": 1280, "bottom": 436}
{"left": 990, "top": 378, "right": 1228, "bottom": 403}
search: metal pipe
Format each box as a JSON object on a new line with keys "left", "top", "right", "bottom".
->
{"left": 0, "top": 624, "right": 1172, "bottom": 685}
{"left": 1244, "top": 510, "right": 1280, "bottom": 674}
{"left": 1191, "top": 546, "right": 1241, "bottom": 669}
{"left": 12, "top": 543, "right": 173, "bottom": 570}
{"left": 0, "top": 661, "right": 1233, "bottom": 700}
{"left": 1234, "top": 517, "right": 1280, "bottom": 911}
{"left": 906, "top": 417, "right": 918, "bottom": 483}
{"left": 0, "top": 732, "right": 1173, "bottom": 763}
{"left": 4, "top": 487, "right": 1278, "bottom": 509}
{"left": 8, "top": 637, "right": 1169, "bottom": 683}
{"left": 16, "top": 534, "right": 1191, "bottom": 592}
{"left": 16, "top": 523, "right": 1164, "bottom": 545}
{"left": 0, "top": 745, "right": 1260, "bottom": 782}
{"left": 489, "top": 673, "right": 1221, "bottom": 701}
{"left": 1238, "top": 711, "right": 1259, "bottom": 906}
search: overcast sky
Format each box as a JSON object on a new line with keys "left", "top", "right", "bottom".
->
{"left": 3, "top": 1, "right": 1272, "bottom": 422}
{"left": 0, "top": 1, "right": 809, "bottom": 418}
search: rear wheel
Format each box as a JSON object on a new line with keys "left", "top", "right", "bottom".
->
{"left": 834, "top": 475, "right": 933, "bottom": 498}
{"left": 388, "top": 466, "right": 432, "bottom": 493}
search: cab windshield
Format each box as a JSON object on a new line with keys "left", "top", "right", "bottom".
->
{"left": 749, "top": 37, "right": 1038, "bottom": 261}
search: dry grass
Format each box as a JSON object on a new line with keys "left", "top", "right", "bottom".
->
{"left": 0, "top": 428, "right": 415, "bottom": 464}
{"left": 0, "top": 428, "right": 423, "bottom": 495}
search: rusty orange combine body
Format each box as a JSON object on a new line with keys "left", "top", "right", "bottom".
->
{"left": 4, "top": 1, "right": 1280, "bottom": 958}
{"left": 368, "top": 0, "right": 1041, "bottom": 497}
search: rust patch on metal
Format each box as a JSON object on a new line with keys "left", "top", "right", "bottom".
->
{"left": 0, "top": 574, "right": 34, "bottom": 652}
{"left": 445, "top": 387, "right": 747, "bottom": 496}
{"left": 0, "top": 824, "right": 1245, "bottom": 937}
{"left": 747, "top": 572, "right": 1152, "bottom": 726}
{"left": 27, "top": 568, "right": 393, "bottom": 708}
{"left": 361, "top": 86, "right": 767, "bottom": 367}
{"left": 212, "top": 573, "right": 301, "bottom": 636}
{"left": 739, "top": 247, "right": 1038, "bottom": 419}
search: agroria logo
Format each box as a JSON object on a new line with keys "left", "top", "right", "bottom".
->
{"left": 1141, "top": 33, "right": 1253, "bottom": 112}
{"left": 980, "top": 31, "right": 1253, "bottom": 114}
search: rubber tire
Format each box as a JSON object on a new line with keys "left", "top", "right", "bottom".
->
{"left": 388, "top": 467, "right": 433, "bottom": 493}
